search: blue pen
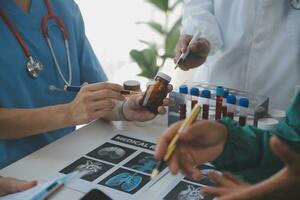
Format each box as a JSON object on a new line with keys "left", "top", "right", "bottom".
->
{"left": 31, "top": 171, "right": 79, "bottom": 200}
{"left": 64, "top": 85, "right": 81, "bottom": 92}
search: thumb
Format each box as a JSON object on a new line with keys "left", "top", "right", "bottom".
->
{"left": 16, "top": 180, "right": 37, "bottom": 192}
{"left": 270, "top": 136, "right": 300, "bottom": 167}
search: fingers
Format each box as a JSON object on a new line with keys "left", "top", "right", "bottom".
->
{"left": 201, "top": 187, "right": 228, "bottom": 197}
{"left": 222, "top": 172, "right": 248, "bottom": 186}
{"left": 155, "top": 122, "right": 183, "bottom": 160}
{"left": 0, "top": 178, "right": 37, "bottom": 194}
{"left": 88, "top": 89, "right": 125, "bottom": 101}
{"left": 208, "top": 171, "right": 235, "bottom": 187}
{"left": 270, "top": 136, "right": 300, "bottom": 167}
{"left": 89, "top": 99, "right": 115, "bottom": 111}
{"left": 175, "top": 35, "right": 192, "bottom": 63}
{"left": 16, "top": 180, "right": 37, "bottom": 192}
{"left": 189, "top": 38, "right": 210, "bottom": 57}
{"left": 82, "top": 82, "right": 123, "bottom": 92}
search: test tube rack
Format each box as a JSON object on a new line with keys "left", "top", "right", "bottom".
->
{"left": 168, "top": 83, "right": 269, "bottom": 127}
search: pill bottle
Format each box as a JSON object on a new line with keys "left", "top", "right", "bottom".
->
{"left": 141, "top": 72, "right": 171, "bottom": 114}
{"left": 123, "top": 80, "right": 141, "bottom": 92}
{"left": 122, "top": 80, "right": 141, "bottom": 97}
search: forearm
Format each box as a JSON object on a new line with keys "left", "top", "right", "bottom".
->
{"left": 0, "top": 104, "right": 72, "bottom": 139}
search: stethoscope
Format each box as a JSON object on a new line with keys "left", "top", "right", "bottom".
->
{"left": 0, "top": 0, "right": 82, "bottom": 92}
{"left": 290, "top": 0, "right": 300, "bottom": 9}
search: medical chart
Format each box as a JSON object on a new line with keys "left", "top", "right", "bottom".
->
{"left": 58, "top": 134, "right": 219, "bottom": 200}
{"left": 58, "top": 134, "right": 168, "bottom": 200}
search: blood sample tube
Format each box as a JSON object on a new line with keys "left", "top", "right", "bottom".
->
{"left": 226, "top": 95, "right": 237, "bottom": 120}
{"left": 238, "top": 98, "right": 249, "bottom": 126}
{"left": 190, "top": 87, "right": 200, "bottom": 109}
{"left": 179, "top": 85, "right": 188, "bottom": 120}
{"left": 215, "top": 86, "right": 224, "bottom": 120}
{"left": 201, "top": 90, "right": 211, "bottom": 120}
{"left": 222, "top": 90, "right": 229, "bottom": 117}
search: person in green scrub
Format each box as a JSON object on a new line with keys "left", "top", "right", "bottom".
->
{"left": 155, "top": 89, "right": 300, "bottom": 198}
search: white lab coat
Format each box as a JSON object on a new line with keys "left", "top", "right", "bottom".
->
{"left": 182, "top": 0, "right": 300, "bottom": 110}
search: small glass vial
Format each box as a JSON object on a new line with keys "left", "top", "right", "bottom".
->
{"left": 141, "top": 72, "right": 171, "bottom": 114}
{"left": 190, "top": 87, "right": 200, "bottom": 109}
{"left": 122, "top": 80, "right": 141, "bottom": 97}
{"left": 179, "top": 85, "right": 188, "bottom": 120}
{"left": 215, "top": 86, "right": 224, "bottom": 120}
{"left": 201, "top": 90, "right": 211, "bottom": 120}
{"left": 226, "top": 95, "right": 237, "bottom": 120}
{"left": 238, "top": 98, "right": 249, "bottom": 126}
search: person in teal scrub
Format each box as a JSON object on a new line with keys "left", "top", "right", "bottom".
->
{"left": 0, "top": 0, "right": 172, "bottom": 169}
{"left": 155, "top": 89, "right": 300, "bottom": 196}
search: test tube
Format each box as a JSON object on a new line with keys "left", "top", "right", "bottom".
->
{"left": 226, "top": 95, "right": 237, "bottom": 120}
{"left": 190, "top": 87, "right": 200, "bottom": 109}
{"left": 222, "top": 90, "right": 229, "bottom": 117}
{"left": 201, "top": 90, "right": 211, "bottom": 120}
{"left": 238, "top": 98, "right": 249, "bottom": 126}
{"left": 215, "top": 86, "right": 224, "bottom": 120}
{"left": 179, "top": 85, "right": 188, "bottom": 120}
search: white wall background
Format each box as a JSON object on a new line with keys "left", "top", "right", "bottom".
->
{"left": 75, "top": 0, "right": 193, "bottom": 88}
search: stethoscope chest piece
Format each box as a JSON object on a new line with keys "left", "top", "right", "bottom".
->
{"left": 27, "top": 56, "right": 43, "bottom": 79}
{"left": 290, "top": 0, "right": 300, "bottom": 9}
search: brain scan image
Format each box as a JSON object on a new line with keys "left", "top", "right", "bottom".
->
{"left": 97, "top": 147, "right": 126, "bottom": 160}
{"left": 87, "top": 143, "right": 136, "bottom": 164}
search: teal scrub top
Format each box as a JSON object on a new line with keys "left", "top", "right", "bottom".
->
{"left": 0, "top": 0, "right": 107, "bottom": 168}
{"left": 213, "top": 89, "right": 300, "bottom": 183}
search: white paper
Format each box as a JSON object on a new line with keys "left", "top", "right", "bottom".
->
{"left": 55, "top": 133, "right": 169, "bottom": 200}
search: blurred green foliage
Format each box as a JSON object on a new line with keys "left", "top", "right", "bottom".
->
{"left": 130, "top": 0, "right": 182, "bottom": 79}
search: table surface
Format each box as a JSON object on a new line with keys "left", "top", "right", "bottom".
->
{"left": 0, "top": 118, "right": 175, "bottom": 200}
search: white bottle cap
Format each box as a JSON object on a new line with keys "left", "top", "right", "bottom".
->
{"left": 257, "top": 118, "right": 279, "bottom": 131}
{"left": 156, "top": 72, "right": 171, "bottom": 82}
{"left": 268, "top": 109, "right": 286, "bottom": 121}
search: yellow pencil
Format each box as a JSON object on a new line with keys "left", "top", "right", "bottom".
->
{"left": 151, "top": 104, "right": 201, "bottom": 179}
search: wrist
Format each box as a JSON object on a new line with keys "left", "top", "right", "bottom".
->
{"left": 118, "top": 100, "right": 131, "bottom": 121}
{"left": 61, "top": 103, "right": 75, "bottom": 126}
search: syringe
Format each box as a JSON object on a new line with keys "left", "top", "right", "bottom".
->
{"left": 175, "top": 29, "right": 202, "bottom": 69}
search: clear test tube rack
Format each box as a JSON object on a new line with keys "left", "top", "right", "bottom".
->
{"left": 168, "top": 83, "right": 269, "bottom": 127}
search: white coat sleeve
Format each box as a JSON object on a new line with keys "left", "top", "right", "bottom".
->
{"left": 182, "top": 0, "right": 223, "bottom": 54}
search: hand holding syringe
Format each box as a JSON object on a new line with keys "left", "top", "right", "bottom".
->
{"left": 174, "top": 29, "right": 208, "bottom": 69}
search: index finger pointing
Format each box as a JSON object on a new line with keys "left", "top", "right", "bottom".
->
{"left": 85, "top": 82, "right": 123, "bottom": 92}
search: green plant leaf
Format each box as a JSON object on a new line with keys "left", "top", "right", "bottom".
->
{"left": 146, "top": 0, "right": 169, "bottom": 11}
{"left": 138, "top": 40, "right": 159, "bottom": 54}
{"left": 137, "top": 21, "right": 166, "bottom": 34}
{"left": 170, "top": 0, "right": 182, "bottom": 11}
{"left": 130, "top": 49, "right": 159, "bottom": 79}
{"left": 165, "top": 17, "right": 182, "bottom": 58}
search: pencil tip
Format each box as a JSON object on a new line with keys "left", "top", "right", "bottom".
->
{"left": 151, "top": 169, "right": 159, "bottom": 179}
